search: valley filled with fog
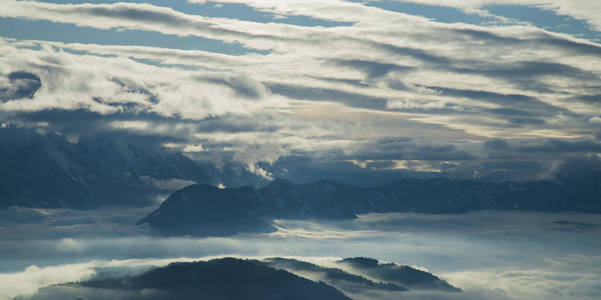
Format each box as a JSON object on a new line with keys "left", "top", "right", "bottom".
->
{"left": 2, "top": 0, "right": 601, "bottom": 298}
{"left": 2, "top": 205, "right": 600, "bottom": 300}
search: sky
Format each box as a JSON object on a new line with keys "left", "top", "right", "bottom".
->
{"left": 1, "top": 0, "right": 601, "bottom": 182}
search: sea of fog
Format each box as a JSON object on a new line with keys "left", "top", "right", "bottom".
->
{"left": 1, "top": 206, "right": 600, "bottom": 300}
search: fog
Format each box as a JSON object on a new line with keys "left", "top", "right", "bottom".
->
{"left": 1, "top": 206, "right": 600, "bottom": 300}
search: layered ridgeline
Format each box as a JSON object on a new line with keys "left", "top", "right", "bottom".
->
{"left": 263, "top": 257, "right": 460, "bottom": 293}
{"left": 0, "top": 127, "right": 266, "bottom": 210}
{"left": 139, "top": 174, "right": 601, "bottom": 236}
{"left": 19, "top": 257, "right": 459, "bottom": 300}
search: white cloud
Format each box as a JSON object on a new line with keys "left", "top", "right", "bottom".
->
{"left": 385, "top": 0, "right": 601, "bottom": 31}
{"left": 0, "top": 0, "right": 600, "bottom": 176}
{"left": 0, "top": 263, "right": 96, "bottom": 300}
{"left": 589, "top": 116, "right": 601, "bottom": 124}
{"left": 138, "top": 176, "right": 197, "bottom": 191}
{"left": 183, "top": 144, "right": 206, "bottom": 152}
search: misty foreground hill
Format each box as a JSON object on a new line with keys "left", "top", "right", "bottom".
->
{"left": 17, "top": 257, "right": 458, "bottom": 300}
{"left": 140, "top": 173, "right": 601, "bottom": 236}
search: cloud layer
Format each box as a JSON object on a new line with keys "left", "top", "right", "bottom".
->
{"left": 0, "top": 0, "right": 600, "bottom": 180}
{"left": 1, "top": 206, "right": 600, "bottom": 300}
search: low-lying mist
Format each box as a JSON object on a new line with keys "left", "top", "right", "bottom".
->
{"left": 1, "top": 206, "right": 600, "bottom": 300}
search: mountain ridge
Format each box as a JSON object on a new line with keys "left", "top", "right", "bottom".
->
{"left": 139, "top": 172, "right": 601, "bottom": 236}
{"left": 18, "top": 257, "right": 459, "bottom": 300}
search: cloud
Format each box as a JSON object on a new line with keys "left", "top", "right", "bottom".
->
{"left": 0, "top": 263, "right": 96, "bottom": 299}
{"left": 379, "top": 0, "right": 601, "bottom": 32}
{"left": 2, "top": 208, "right": 601, "bottom": 300}
{"left": 0, "top": 0, "right": 600, "bottom": 182}
{"left": 589, "top": 116, "right": 601, "bottom": 124}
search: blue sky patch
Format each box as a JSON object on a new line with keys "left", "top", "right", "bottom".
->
{"left": 31, "top": 0, "right": 353, "bottom": 27}
{"left": 358, "top": 0, "right": 496, "bottom": 25}
{"left": 0, "top": 17, "right": 267, "bottom": 55}
{"left": 484, "top": 5, "right": 601, "bottom": 42}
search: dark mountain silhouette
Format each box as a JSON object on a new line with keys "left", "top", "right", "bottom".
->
{"left": 21, "top": 258, "right": 351, "bottom": 300}
{"left": 336, "top": 257, "right": 460, "bottom": 292}
{"left": 0, "top": 126, "right": 267, "bottom": 210}
{"left": 18, "top": 257, "right": 461, "bottom": 299}
{"left": 262, "top": 257, "right": 407, "bottom": 293}
{"left": 137, "top": 184, "right": 276, "bottom": 236}
{"left": 140, "top": 173, "right": 601, "bottom": 236}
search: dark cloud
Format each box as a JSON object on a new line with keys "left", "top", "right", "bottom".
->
{"left": 554, "top": 155, "right": 601, "bottom": 179}
{"left": 508, "top": 118, "right": 546, "bottom": 125}
{"left": 8, "top": 108, "right": 277, "bottom": 141}
{"left": 521, "top": 139, "right": 601, "bottom": 154}
{"left": 374, "top": 42, "right": 451, "bottom": 65}
{"left": 350, "top": 137, "right": 475, "bottom": 161}
{"left": 195, "top": 75, "right": 265, "bottom": 100}
{"left": 483, "top": 138, "right": 601, "bottom": 176}
{"left": 194, "top": 114, "right": 280, "bottom": 133}
{"left": 483, "top": 138, "right": 509, "bottom": 151}
{"left": 486, "top": 108, "right": 535, "bottom": 116}
{"left": 448, "top": 60, "right": 598, "bottom": 95}
{"left": 110, "top": 77, "right": 159, "bottom": 103}
{"left": 430, "top": 86, "right": 536, "bottom": 103}
{"left": 0, "top": 71, "right": 42, "bottom": 101}
{"left": 266, "top": 155, "right": 405, "bottom": 186}
{"left": 330, "top": 59, "right": 415, "bottom": 79}
{"left": 571, "top": 94, "right": 601, "bottom": 103}
{"left": 428, "top": 85, "right": 568, "bottom": 118}
{"left": 267, "top": 83, "right": 388, "bottom": 110}
{"left": 473, "top": 61, "right": 597, "bottom": 81}
{"left": 4, "top": 109, "right": 192, "bottom": 143}
{"left": 453, "top": 28, "right": 601, "bottom": 57}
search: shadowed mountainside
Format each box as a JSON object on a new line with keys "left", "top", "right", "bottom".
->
{"left": 139, "top": 173, "right": 601, "bottom": 236}
{"left": 0, "top": 127, "right": 267, "bottom": 210}
{"left": 18, "top": 258, "right": 352, "bottom": 300}
{"left": 262, "top": 257, "right": 408, "bottom": 293}
{"left": 336, "top": 257, "right": 460, "bottom": 292}
{"left": 137, "top": 184, "right": 276, "bottom": 236}
{"left": 17, "top": 257, "right": 460, "bottom": 300}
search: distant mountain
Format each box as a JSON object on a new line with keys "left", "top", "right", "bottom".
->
{"left": 137, "top": 184, "right": 276, "bottom": 236}
{"left": 0, "top": 127, "right": 267, "bottom": 210}
{"left": 18, "top": 257, "right": 460, "bottom": 300}
{"left": 19, "top": 258, "right": 351, "bottom": 300}
{"left": 336, "top": 257, "right": 460, "bottom": 292}
{"left": 140, "top": 174, "right": 601, "bottom": 236}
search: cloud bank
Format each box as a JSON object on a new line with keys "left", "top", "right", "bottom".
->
{"left": 1, "top": 207, "right": 600, "bottom": 300}
{"left": 0, "top": 0, "right": 600, "bottom": 180}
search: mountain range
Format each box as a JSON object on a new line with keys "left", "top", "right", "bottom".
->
{"left": 0, "top": 126, "right": 266, "bottom": 210}
{"left": 139, "top": 173, "right": 601, "bottom": 236}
